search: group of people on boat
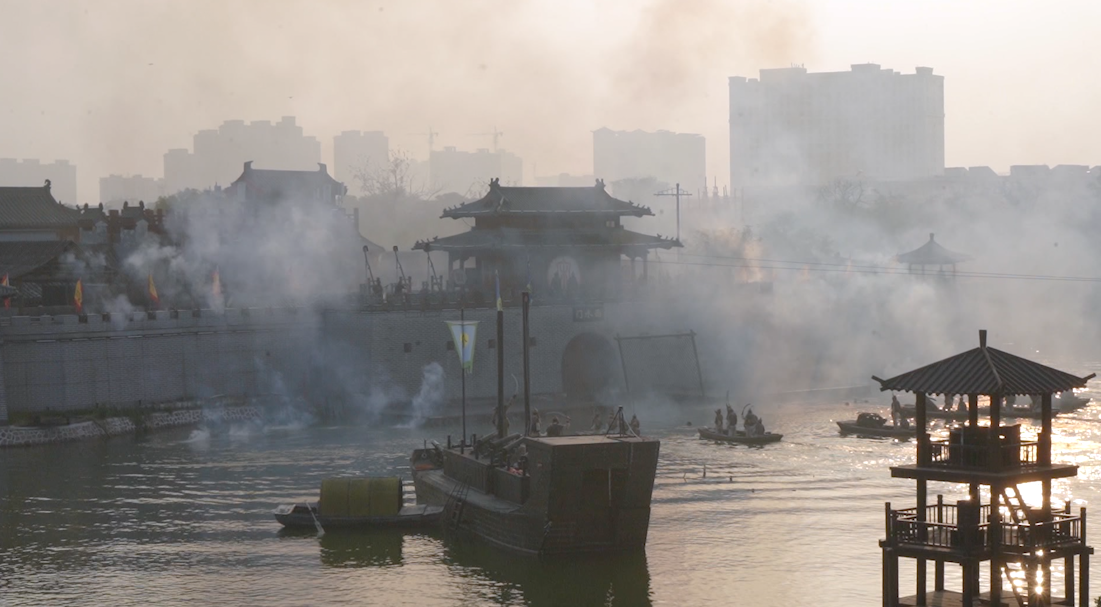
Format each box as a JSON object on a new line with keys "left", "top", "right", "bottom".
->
{"left": 518, "top": 408, "right": 641, "bottom": 438}
{"left": 714, "top": 404, "right": 766, "bottom": 437}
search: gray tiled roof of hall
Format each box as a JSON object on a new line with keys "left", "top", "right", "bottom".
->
{"left": 0, "top": 185, "right": 81, "bottom": 230}
{"left": 442, "top": 180, "right": 653, "bottom": 218}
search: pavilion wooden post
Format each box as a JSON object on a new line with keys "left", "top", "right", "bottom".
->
{"left": 967, "top": 393, "right": 979, "bottom": 427}
{"left": 935, "top": 494, "right": 945, "bottom": 591}
{"left": 915, "top": 391, "right": 928, "bottom": 605}
{"left": 1041, "top": 391, "right": 1053, "bottom": 602}
{"left": 989, "top": 391, "right": 1002, "bottom": 607}
{"left": 1079, "top": 507, "right": 1088, "bottom": 607}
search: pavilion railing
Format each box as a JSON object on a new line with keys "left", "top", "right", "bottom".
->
{"left": 928, "top": 439, "right": 1039, "bottom": 469}
{"left": 887, "top": 503, "right": 1086, "bottom": 554}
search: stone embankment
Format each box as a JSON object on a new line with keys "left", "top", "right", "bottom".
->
{"left": 0, "top": 405, "right": 261, "bottom": 448}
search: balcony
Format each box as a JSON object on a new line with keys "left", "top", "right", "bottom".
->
{"left": 927, "top": 439, "right": 1039, "bottom": 470}
{"left": 886, "top": 502, "right": 1087, "bottom": 558}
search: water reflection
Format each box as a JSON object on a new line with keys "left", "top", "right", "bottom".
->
{"left": 442, "top": 540, "right": 652, "bottom": 607}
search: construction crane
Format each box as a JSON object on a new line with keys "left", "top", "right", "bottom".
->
{"left": 408, "top": 127, "right": 439, "bottom": 155}
{"left": 467, "top": 126, "right": 504, "bottom": 152}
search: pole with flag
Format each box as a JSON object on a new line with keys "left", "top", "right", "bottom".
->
{"left": 148, "top": 273, "right": 160, "bottom": 309}
{"left": 495, "top": 270, "right": 505, "bottom": 438}
{"left": 1, "top": 273, "right": 9, "bottom": 309}
{"left": 74, "top": 279, "right": 83, "bottom": 314}
{"left": 445, "top": 311, "right": 478, "bottom": 452}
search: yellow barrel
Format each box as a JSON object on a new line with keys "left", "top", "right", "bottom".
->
{"left": 319, "top": 477, "right": 402, "bottom": 517}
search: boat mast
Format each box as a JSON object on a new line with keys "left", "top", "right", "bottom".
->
{"left": 460, "top": 305, "right": 467, "bottom": 453}
{"left": 496, "top": 295, "right": 505, "bottom": 439}
{"left": 522, "top": 291, "right": 531, "bottom": 436}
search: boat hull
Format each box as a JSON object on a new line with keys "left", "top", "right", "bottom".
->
{"left": 273, "top": 502, "right": 442, "bottom": 529}
{"left": 697, "top": 428, "right": 783, "bottom": 445}
{"left": 837, "top": 420, "right": 915, "bottom": 439}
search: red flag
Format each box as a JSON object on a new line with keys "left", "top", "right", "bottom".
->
{"left": 148, "top": 274, "right": 160, "bottom": 308}
{"left": 74, "top": 279, "right": 84, "bottom": 314}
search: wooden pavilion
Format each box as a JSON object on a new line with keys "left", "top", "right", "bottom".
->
{"left": 897, "top": 233, "right": 971, "bottom": 276}
{"left": 874, "top": 330, "right": 1094, "bottom": 607}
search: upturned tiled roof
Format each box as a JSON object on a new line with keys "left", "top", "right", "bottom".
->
{"left": 874, "top": 331, "right": 1094, "bottom": 396}
{"left": 896, "top": 233, "right": 970, "bottom": 265}
{"left": 413, "top": 227, "right": 681, "bottom": 252}
{"left": 0, "top": 185, "right": 81, "bottom": 230}
{"left": 442, "top": 179, "right": 652, "bottom": 218}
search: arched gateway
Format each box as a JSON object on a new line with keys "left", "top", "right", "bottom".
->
{"left": 561, "top": 332, "right": 619, "bottom": 400}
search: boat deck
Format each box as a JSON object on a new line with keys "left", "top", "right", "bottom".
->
{"left": 416, "top": 468, "right": 523, "bottom": 514}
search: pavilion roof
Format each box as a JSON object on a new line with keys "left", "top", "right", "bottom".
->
{"left": 873, "top": 330, "right": 1094, "bottom": 396}
{"left": 896, "top": 233, "right": 971, "bottom": 266}
{"left": 441, "top": 179, "right": 653, "bottom": 219}
{"left": 413, "top": 227, "right": 681, "bottom": 252}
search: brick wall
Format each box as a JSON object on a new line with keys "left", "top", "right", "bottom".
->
{"left": 0, "top": 299, "right": 700, "bottom": 417}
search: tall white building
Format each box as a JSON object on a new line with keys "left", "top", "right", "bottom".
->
{"left": 729, "top": 64, "right": 944, "bottom": 188}
{"left": 0, "top": 159, "right": 78, "bottom": 204}
{"left": 163, "top": 116, "right": 321, "bottom": 195}
{"left": 333, "top": 130, "right": 389, "bottom": 193}
{"left": 592, "top": 128, "right": 706, "bottom": 195}
{"left": 429, "top": 147, "right": 523, "bottom": 196}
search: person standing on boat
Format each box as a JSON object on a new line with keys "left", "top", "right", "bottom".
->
{"left": 546, "top": 417, "right": 565, "bottom": 437}
{"left": 725, "top": 405, "right": 737, "bottom": 435}
{"left": 591, "top": 410, "right": 603, "bottom": 432}
{"left": 890, "top": 395, "right": 902, "bottom": 427}
{"left": 529, "top": 409, "right": 541, "bottom": 436}
{"left": 714, "top": 409, "right": 724, "bottom": 432}
{"left": 743, "top": 407, "right": 758, "bottom": 434}
{"left": 629, "top": 414, "right": 641, "bottom": 436}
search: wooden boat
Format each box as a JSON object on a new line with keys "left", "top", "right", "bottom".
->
{"left": 273, "top": 501, "right": 442, "bottom": 529}
{"left": 697, "top": 427, "right": 783, "bottom": 445}
{"left": 1057, "top": 394, "right": 1092, "bottom": 413}
{"left": 837, "top": 420, "right": 915, "bottom": 439}
{"left": 274, "top": 476, "right": 442, "bottom": 530}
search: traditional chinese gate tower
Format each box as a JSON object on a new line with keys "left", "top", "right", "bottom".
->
{"left": 875, "top": 330, "right": 1094, "bottom": 607}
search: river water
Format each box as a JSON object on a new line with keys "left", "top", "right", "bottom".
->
{"left": 4, "top": 389, "right": 1101, "bottom": 606}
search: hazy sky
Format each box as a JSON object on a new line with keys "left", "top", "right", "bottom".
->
{"left": 1, "top": 0, "right": 1099, "bottom": 201}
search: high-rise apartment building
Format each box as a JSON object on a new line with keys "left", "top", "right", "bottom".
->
{"left": 333, "top": 130, "right": 389, "bottom": 193}
{"left": 0, "top": 159, "right": 78, "bottom": 204}
{"left": 99, "top": 175, "right": 164, "bottom": 205}
{"left": 729, "top": 64, "right": 944, "bottom": 188}
{"left": 163, "top": 116, "right": 321, "bottom": 195}
{"left": 429, "top": 147, "right": 523, "bottom": 196}
{"left": 592, "top": 128, "right": 706, "bottom": 195}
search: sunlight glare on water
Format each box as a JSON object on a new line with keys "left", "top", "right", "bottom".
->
{"left": 2, "top": 387, "right": 1101, "bottom": 606}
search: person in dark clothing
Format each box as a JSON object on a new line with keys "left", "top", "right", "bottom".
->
{"left": 545, "top": 417, "right": 564, "bottom": 437}
{"left": 725, "top": 405, "right": 737, "bottom": 435}
{"left": 629, "top": 414, "right": 640, "bottom": 436}
{"left": 714, "top": 409, "right": 724, "bottom": 432}
{"left": 529, "top": 409, "right": 541, "bottom": 436}
{"left": 890, "top": 395, "right": 902, "bottom": 427}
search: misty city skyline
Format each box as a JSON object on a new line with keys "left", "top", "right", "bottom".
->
{"left": 3, "top": 0, "right": 1101, "bottom": 202}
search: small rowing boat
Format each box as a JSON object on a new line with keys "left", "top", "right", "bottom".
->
{"left": 698, "top": 427, "right": 783, "bottom": 445}
{"left": 273, "top": 476, "right": 442, "bottom": 530}
{"left": 274, "top": 502, "right": 442, "bottom": 529}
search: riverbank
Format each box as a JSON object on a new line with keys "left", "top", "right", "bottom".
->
{"left": 0, "top": 404, "right": 261, "bottom": 448}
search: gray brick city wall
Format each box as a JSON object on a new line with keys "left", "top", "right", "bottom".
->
{"left": 0, "top": 299, "right": 703, "bottom": 420}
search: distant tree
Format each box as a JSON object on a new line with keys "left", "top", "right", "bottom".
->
{"left": 353, "top": 148, "right": 439, "bottom": 202}
{"left": 818, "top": 177, "right": 867, "bottom": 211}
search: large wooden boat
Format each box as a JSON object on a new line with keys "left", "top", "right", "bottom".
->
{"left": 697, "top": 427, "right": 783, "bottom": 445}
{"left": 411, "top": 431, "right": 660, "bottom": 556}
{"left": 837, "top": 420, "right": 915, "bottom": 439}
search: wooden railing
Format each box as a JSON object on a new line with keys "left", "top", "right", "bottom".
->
{"left": 927, "top": 439, "right": 1039, "bottom": 469}
{"left": 887, "top": 502, "right": 1086, "bottom": 553}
